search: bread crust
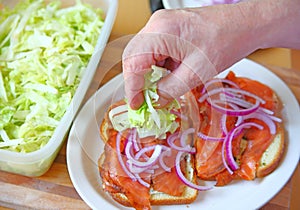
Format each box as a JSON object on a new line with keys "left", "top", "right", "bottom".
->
{"left": 256, "top": 91, "right": 285, "bottom": 178}
{"left": 256, "top": 125, "right": 285, "bottom": 178}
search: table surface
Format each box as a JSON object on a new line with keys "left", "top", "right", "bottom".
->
{"left": 0, "top": 36, "right": 299, "bottom": 210}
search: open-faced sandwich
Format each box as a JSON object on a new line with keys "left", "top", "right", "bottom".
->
{"left": 192, "top": 71, "right": 284, "bottom": 186}
{"left": 98, "top": 66, "right": 284, "bottom": 210}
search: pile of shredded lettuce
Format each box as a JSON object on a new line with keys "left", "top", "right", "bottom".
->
{"left": 110, "top": 65, "right": 180, "bottom": 139}
{"left": 128, "top": 65, "right": 180, "bottom": 139}
{"left": 0, "top": 0, "right": 104, "bottom": 152}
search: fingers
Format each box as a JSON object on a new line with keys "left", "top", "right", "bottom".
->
{"left": 123, "top": 66, "right": 149, "bottom": 110}
{"left": 122, "top": 33, "right": 174, "bottom": 109}
{"left": 122, "top": 32, "right": 218, "bottom": 109}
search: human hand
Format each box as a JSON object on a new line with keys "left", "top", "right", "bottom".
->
{"left": 122, "top": 0, "right": 300, "bottom": 110}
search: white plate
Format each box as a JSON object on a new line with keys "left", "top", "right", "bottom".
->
{"left": 67, "top": 59, "right": 300, "bottom": 210}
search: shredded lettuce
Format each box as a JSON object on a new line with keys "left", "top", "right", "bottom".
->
{"left": 0, "top": 0, "right": 104, "bottom": 152}
{"left": 110, "top": 65, "right": 180, "bottom": 139}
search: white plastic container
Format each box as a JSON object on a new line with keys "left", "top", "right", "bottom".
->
{"left": 0, "top": 0, "right": 118, "bottom": 177}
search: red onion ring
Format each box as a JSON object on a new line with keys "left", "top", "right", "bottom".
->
{"left": 198, "top": 88, "right": 224, "bottom": 103}
{"left": 180, "top": 128, "right": 195, "bottom": 147}
{"left": 130, "top": 128, "right": 141, "bottom": 152}
{"left": 223, "top": 122, "right": 263, "bottom": 173}
{"left": 175, "top": 152, "right": 213, "bottom": 191}
{"left": 209, "top": 98, "right": 261, "bottom": 116}
{"left": 126, "top": 144, "right": 162, "bottom": 168}
{"left": 134, "top": 173, "right": 150, "bottom": 188}
{"left": 243, "top": 112, "right": 277, "bottom": 134}
{"left": 197, "top": 131, "right": 224, "bottom": 141}
{"left": 199, "top": 87, "right": 266, "bottom": 105}
{"left": 167, "top": 132, "right": 196, "bottom": 154}
{"left": 159, "top": 149, "right": 172, "bottom": 172}
{"left": 224, "top": 87, "right": 266, "bottom": 104}
{"left": 134, "top": 144, "right": 169, "bottom": 160}
{"left": 221, "top": 92, "right": 275, "bottom": 116}
{"left": 116, "top": 132, "right": 137, "bottom": 181}
{"left": 201, "top": 78, "right": 240, "bottom": 94}
{"left": 220, "top": 103, "right": 243, "bottom": 134}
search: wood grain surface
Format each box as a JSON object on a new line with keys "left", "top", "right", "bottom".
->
{"left": 0, "top": 39, "right": 299, "bottom": 209}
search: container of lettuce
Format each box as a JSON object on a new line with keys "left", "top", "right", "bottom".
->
{"left": 0, "top": 0, "right": 117, "bottom": 176}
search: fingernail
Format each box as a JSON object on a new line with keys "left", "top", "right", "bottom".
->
{"left": 129, "top": 93, "right": 144, "bottom": 110}
{"left": 156, "top": 95, "right": 170, "bottom": 108}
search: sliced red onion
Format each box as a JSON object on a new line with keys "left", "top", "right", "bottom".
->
{"left": 116, "top": 132, "right": 137, "bottom": 181}
{"left": 267, "top": 114, "right": 282, "bottom": 123}
{"left": 125, "top": 141, "right": 135, "bottom": 159}
{"left": 175, "top": 152, "right": 213, "bottom": 191}
{"left": 130, "top": 128, "right": 141, "bottom": 152}
{"left": 180, "top": 128, "right": 195, "bottom": 147}
{"left": 134, "top": 173, "right": 150, "bottom": 188}
{"left": 197, "top": 131, "right": 224, "bottom": 141}
{"left": 128, "top": 161, "right": 159, "bottom": 174}
{"left": 243, "top": 112, "right": 277, "bottom": 134}
{"left": 258, "top": 107, "right": 274, "bottom": 115}
{"left": 235, "top": 115, "right": 244, "bottom": 126}
{"left": 201, "top": 78, "right": 240, "bottom": 94}
{"left": 127, "top": 161, "right": 148, "bottom": 174}
{"left": 198, "top": 88, "right": 224, "bottom": 103}
{"left": 134, "top": 144, "right": 169, "bottom": 160}
{"left": 224, "top": 87, "right": 266, "bottom": 104}
{"left": 159, "top": 149, "right": 172, "bottom": 172}
{"left": 220, "top": 103, "right": 243, "bottom": 134}
{"left": 221, "top": 92, "right": 276, "bottom": 116}
{"left": 209, "top": 98, "right": 260, "bottom": 116}
{"left": 222, "top": 90, "right": 244, "bottom": 99}
{"left": 127, "top": 145, "right": 162, "bottom": 168}
{"left": 197, "top": 78, "right": 282, "bottom": 175}
{"left": 221, "top": 139, "right": 234, "bottom": 174}
{"left": 221, "top": 114, "right": 229, "bottom": 134}
{"left": 199, "top": 87, "right": 266, "bottom": 105}
{"left": 167, "top": 132, "right": 196, "bottom": 154}
{"left": 221, "top": 93, "right": 254, "bottom": 108}
{"left": 223, "top": 122, "right": 263, "bottom": 172}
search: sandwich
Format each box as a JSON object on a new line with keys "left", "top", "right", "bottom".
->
{"left": 98, "top": 99, "right": 200, "bottom": 209}
{"left": 98, "top": 65, "right": 207, "bottom": 210}
{"left": 97, "top": 66, "right": 284, "bottom": 209}
{"left": 192, "top": 71, "right": 284, "bottom": 186}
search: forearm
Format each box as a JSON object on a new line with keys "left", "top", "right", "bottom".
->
{"left": 207, "top": 0, "right": 300, "bottom": 72}
{"left": 239, "top": 0, "right": 300, "bottom": 49}
{"left": 122, "top": 0, "right": 300, "bottom": 108}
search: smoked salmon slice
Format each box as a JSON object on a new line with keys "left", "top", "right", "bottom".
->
{"left": 152, "top": 166, "right": 186, "bottom": 196}
{"left": 235, "top": 120, "right": 275, "bottom": 180}
{"left": 99, "top": 132, "right": 151, "bottom": 210}
{"left": 194, "top": 71, "right": 280, "bottom": 184}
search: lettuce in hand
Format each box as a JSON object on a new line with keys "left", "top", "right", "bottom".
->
{"left": 110, "top": 65, "right": 180, "bottom": 139}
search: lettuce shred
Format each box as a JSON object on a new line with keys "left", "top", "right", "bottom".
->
{"left": 110, "top": 65, "right": 180, "bottom": 139}
{"left": 0, "top": 0, "right": 104, "bottom": 152}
